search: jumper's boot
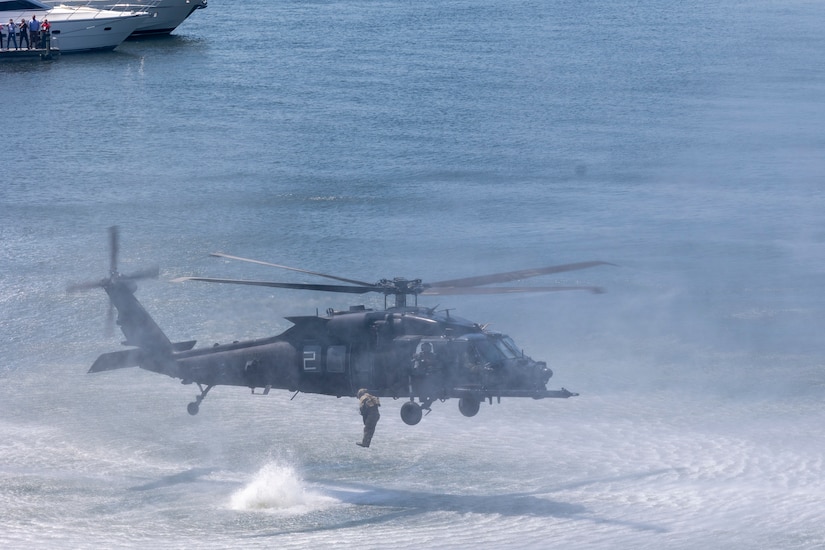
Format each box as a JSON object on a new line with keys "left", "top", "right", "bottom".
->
{"left": 356, "top": 441, "right": 368, "bottom": 448}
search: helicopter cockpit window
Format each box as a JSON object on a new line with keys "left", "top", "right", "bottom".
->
{"left": 326, "top": 345, "right": 347, "bottom": 373}
{"left": 491, "top": 336, "right": 521, "bottom": 359}
{"left": 470, "top": 338, "right": 507, "bottom": 363}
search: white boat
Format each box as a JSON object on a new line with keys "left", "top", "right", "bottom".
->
{"left": 43, "top": 0, "right": 207, "bottom": 36}
{"left": 0, "top": 0, "right": 150, "bottom": 52}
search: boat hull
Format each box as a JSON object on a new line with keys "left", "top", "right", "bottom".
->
{"left": 2, "top": 6, "right": 149, "bottom": 52}
{"left": 42, "top": 0, "right": 207, "bottom": 37}
{"left": 130, "top": 0, "right": 207, "bottom": 36}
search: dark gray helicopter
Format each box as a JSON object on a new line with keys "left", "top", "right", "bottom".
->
{"left": 72, "top": 227, "right": 611, "bottom": 424}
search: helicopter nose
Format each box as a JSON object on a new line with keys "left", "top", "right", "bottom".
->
{"left": 536, "top": 361, "right": 553, "bottom": 382}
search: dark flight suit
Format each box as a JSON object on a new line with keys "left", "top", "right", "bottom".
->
{"left": 412, "top": 345, "right": 443, "bottom": 399}
{"left": 357, "top": 390, "right": 380, "bottom": 447}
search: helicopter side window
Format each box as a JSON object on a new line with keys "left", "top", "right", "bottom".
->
{"left": 469, "top": 338, "right": 507, "bottom": 364}
{"left": 302, "top": 345, "right": 322, "bottom": 372}
{"left": 326, "top": 345, "right": 347, "bottom": 373}
{"left": 463, "top": 346, "right": 482, "bottom": 370}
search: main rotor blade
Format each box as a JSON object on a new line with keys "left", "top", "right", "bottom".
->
{"left": 426, "top": 261, "right": 614, "bottom": 289}
{"left": 171, "top": 276, "right": 378, "bottom": 294}
{"left": 210, "top": 252, "right": 374, "bottom": 287}
{"left": 421, "top": 285, "right": 605, "bottom": 295}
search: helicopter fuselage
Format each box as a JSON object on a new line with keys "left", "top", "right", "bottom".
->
{"left": 93, "top": 282, "right": 574, "bottom": 422}
{"left": 168, "top": 306, "right": 556, "bottom": 399}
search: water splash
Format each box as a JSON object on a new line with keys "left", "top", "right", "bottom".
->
{"left": 229, "top": 462, "right": 336, "bottom": 513}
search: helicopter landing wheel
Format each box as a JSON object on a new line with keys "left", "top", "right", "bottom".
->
{"left": 458, "top": 395, "right": 480, "bottom": 417}
{"left": 187, "top": 383, "right": 213, "bottom": 416}
{"left": 400, "top": 401, "right": 423, "bottom": 425}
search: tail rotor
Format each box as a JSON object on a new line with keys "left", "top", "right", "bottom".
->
{"left": 67, "top": 226, "right": 159, "bottom": 336}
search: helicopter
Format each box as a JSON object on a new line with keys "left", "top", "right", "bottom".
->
{"left": 71, "top": 227, "right": 611, "bottom": 425}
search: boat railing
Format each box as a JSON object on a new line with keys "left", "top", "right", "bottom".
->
{"left": 46, "top": 1, "right": 155, "bottom": 21}
{"left": 51, "top": 0, "right": 162, "bottom": 9}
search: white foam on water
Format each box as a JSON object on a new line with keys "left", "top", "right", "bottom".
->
{"left": 229, "top": 462, "right": 338, "bottom": 514}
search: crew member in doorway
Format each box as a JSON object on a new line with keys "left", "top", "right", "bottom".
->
{"left": 356, "top": 388, "right": 380, "bottom": 448}
{"left": 413, "top": 342, "right": 437, "bottom": 374}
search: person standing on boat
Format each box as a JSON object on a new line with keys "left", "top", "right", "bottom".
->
{"left": 18, "top": 19, "right": 29, "bottom": 50}
{"left": 28, "top": 16, "right": 39, "bottom": 50}
{"left": 40, "top": 19, "right": 50, "bottom": 49}
{"left": 5, "top": 19, "right": 18, "bottom": 50}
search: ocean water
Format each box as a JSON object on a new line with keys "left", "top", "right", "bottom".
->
{"left": 2, "top": 0, "right": 825, "bottom": 548}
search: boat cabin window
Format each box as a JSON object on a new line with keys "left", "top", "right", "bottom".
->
{"left": 1, "top": 0, "right": 50, "bottom": 10}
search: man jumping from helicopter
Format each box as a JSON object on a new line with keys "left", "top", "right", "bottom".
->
{"left": 356, "top": 388, "right": 380, "bottom": 448}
